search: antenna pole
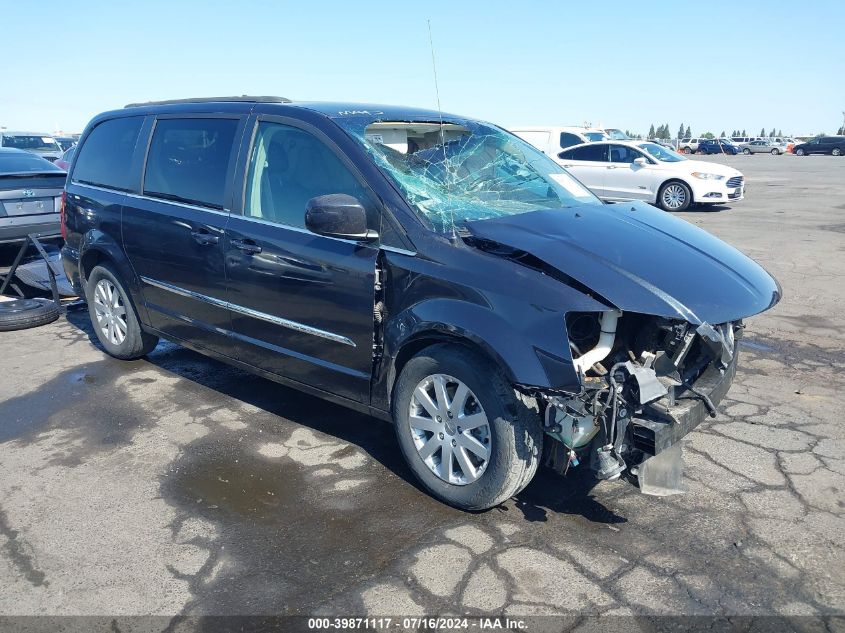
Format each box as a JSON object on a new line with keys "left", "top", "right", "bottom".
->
{"left": 427, "top": 19, "right": 456, "bottom": 239}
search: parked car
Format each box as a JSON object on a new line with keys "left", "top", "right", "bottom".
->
{"left": 55, "top": 145, "right": 76, "bottom": 171}
{"left": 730, "top": 136, "right": 763, "bottom": 145}
{"left": 678, "top": 137, "right": 701, "bottom": 154}
{"left": 510, "top": 126, "right": 609, "bottom": 155}
{"left": 0, "top": 148, "right": 65, "bottom": 243}
{"left": 697, "top": 139, "right": 740, "bottom": 155}
{"left": 54, "top": 136, "right": 78, "bottom": 151}
{"left": 741, "top": 140, "right": 782, "bottom": 155}
{"left": 792, "top": 136, "right": 845, "bottom": 156}
{"left": 558, "top": 140, "right": 745, "bottom": 211}
{"left": 0, "top": 131, "right": 63, "bottom": 162}
{"left": 61, "top": 97, "right": 779, "bottom": 509}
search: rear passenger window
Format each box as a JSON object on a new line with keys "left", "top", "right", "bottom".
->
{"left": 144, "top": 118, "right": 238, "bottom": 209}
{"left": 73, "top": 117, "right": 143, "bottom": 191}
{"left": 565, "top": 144, "right": 607, "bottom": 161}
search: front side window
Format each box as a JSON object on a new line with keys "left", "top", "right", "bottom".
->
{"left": 244, "top": 122, "right": 373, "bottom": 229}
{"left": 144, "top": 118, "right": 238, "bottom": 209}
{"left": 608, "top": 145, "right": 642, "bottom": 163}
{"left": 73, "top": 117, "right": 144, "bottom": 191}
{"left": 639, "top": 143, "right": 685, "bottom": 162}
{"left": 333, "top": 118, "right": 600, "bottom": 234}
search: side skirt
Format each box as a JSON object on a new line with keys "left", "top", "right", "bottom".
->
{"left": 141, "top": 324, "right": 393, "bottom": 424}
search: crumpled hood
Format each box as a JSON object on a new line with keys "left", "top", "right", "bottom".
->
{"left": 465, "top": 202, "right": 781, "bottom": 325}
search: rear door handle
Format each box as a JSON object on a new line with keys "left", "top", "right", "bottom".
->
{"left": 231, "top": 238, "right": 262, "bottom": 254}
{"left": 191, "top": 229, "right": 219, "bottom": 245}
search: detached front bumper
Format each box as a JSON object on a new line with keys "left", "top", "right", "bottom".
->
{"left": 630, "top": 345, "right": 739, "bottom": 456}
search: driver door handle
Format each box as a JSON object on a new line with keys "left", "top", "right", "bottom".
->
{"left": 231, "top": 238, "right": 262, "bottom": 254}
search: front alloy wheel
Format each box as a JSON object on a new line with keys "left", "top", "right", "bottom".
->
{"left": 93, "top": 278, "right": 127, "bottom": 345}
{"left": 659, "top": 182, "right": 691, "bottom": 211}
{"left": 833, "top": 148, "right": 842, "bottom": 156}
{"left": 409, "top": 374, "right": 491, "bottom": 485}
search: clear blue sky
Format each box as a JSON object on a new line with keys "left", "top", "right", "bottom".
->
{"left": 2, "top": 0, "right": 843, "bottom": 137}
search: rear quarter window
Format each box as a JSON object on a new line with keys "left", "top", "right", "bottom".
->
{"left": 72, "top": 117, "right": 144, "bottom": 191}
{"left": 143, "top": 117, "right": 239, "bottom": 209}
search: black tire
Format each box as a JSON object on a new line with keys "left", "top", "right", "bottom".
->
{"left": 771, "top": 148, "right": 780, "bottom": 155}
{"left": 392, "top": 344, "right": 542, "bottom": 511}
{"left": 833, "top": 148, "right": 843, "bottom": 157}
{"left": 743, "top": 148, "right": 751, "bottom": 155}
{"left": 85, "top": 263, "right": 158, "bottom": 359}
{"left": 795, "top": 148, "right": 805, "bottom": 156}
{"left": 657, "top": 180, "right": 692, "bottom": 211}
{"left": 0, "top": 298, "right": 60, "bottom": 331}
{"left": 682, "top": 147, "right": 691, "bottom": 154}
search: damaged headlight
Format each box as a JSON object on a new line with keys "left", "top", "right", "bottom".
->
{"left": 691, "top": 172, "right": 725, "bottom": 180}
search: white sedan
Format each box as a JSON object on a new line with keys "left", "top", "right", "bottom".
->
{"left": 556, "top": 140, "right": 745, "bottom": 211}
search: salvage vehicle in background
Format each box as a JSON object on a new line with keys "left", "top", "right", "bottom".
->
{"left": 741, "top": 140, "right": 782, "bottom": 155}
{"left": 510, "top": 126, "right": 609, "bottom": 156}
{"left": 697, "top": 139, "right": 740, "bottom": 155}
{"left": 678, "top": 137, "right": 701, "bottom": 154}
{"left": 61, "top": 97, "right": 779, "bottom": 509}
{"left": 558, "top": 140, "right": 745, "bottom": 211}
{"left": 0, "top": 148, "right": 65, "bottom": 243}
{"left": 55, "top": 146, "right": 76, "bottom": 171}
{"left": 0, "top": 131, "right": 63, "bottom": 162}
{"left": 792, "top": 136, "right": 845, "bottom": 156}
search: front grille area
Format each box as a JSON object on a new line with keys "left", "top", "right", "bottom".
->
{"left": 727, "top": 176, "right": 743, "bottom": 188}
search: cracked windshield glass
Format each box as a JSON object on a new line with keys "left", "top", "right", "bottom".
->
{"left": 338, "top": 119, "right": 601, "bottom": 233}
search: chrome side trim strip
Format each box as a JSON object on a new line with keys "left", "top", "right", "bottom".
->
{"left": 140, "top": 276, "right": 356, "bottom": 347}
{"left": 124, "top": 192, "right": 231, "bottom": 216}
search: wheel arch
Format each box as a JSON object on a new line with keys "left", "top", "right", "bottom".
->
{"left": 658, "top": 177, "right": 695, "bottom": 205}
{"left": 78, "top": 230, "right": 149, "bottom": 324}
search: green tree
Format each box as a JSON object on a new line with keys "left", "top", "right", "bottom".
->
{"left": 760, "top": 127, "right": 766, "bottom": 136}
{"left": 701, "top": 132, "right": 715, "bottom": 139}
{"left": 742, "top": 129, "right": 747, "bottom": 136}
{"left": 685, "top": 125, "right": 691, "bottom": 137}
{"left": 663, "top": 123, "right": 670, "bottom": 140}
{"left": 770, "top": 128, "right": 776, "bottom": 137}
{"left": 648, "top": 124, "right": 655, "bottom": 138}
{"left": 778, "top": 129, "right": 783, "bottom": 136}
{"left": 677, "top": 123, "right": 685, "bottom": 139}
{"left": 720, "top": 130, "right": 726, "bottom": 138}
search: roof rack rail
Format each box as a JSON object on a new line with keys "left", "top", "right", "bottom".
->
{"left": 124, "top": 95, "right": 291, "bottom": 108}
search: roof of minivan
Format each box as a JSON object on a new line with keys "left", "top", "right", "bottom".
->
{"left": 113, "top": 98, "right": 460, "bottom": 122}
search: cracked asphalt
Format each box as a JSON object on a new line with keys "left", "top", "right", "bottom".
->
{"left": 0, "top": 154, "right": 843, "bottom": 627}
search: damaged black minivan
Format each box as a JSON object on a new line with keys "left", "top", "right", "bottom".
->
{"left": 61, "top": 97, "right": 780, "bottom": 510}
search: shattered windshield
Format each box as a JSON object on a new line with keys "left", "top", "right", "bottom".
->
{"left": 334, "top": 117, "right": 601, "bottom": 233}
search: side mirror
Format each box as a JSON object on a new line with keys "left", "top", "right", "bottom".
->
{"left": 305, "top": 194, "right": 378, "bottom": 242}
{"left": 633, "top": 157, "right": 648, "bottom": 167}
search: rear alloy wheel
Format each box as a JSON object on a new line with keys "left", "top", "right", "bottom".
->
{"left": 796, "top": 148, "right": 806, "bottom": 156}
{"left": 743, "top": 148, "right": 752, "bottom": 155}
{"left": 771, "top": 148, "right": 780, "bottom": 155}
{"left": 86, "top": 263, "right": 158, "bottom": 359}
{"left": 683, "top": 147, "right": 692, "bottom": 154}
{"left": 658, "top": 181, "right": 692, "bottom": 211}
{"left": 393, "top": 344, "right": 542, "bottom": 510}
{"left": 833, "top": 148, "right": 843, "bottom": 156}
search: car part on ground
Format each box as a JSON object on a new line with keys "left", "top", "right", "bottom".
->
{"left": 61, "top": 98, "right": 780, "bottom": 509}
{"left": 0, "top": 297, "right": 60, "bottom": 331}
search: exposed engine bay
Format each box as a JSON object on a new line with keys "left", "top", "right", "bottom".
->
{"left": 535, "top": 310, "right": 741, "bottom": 493}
